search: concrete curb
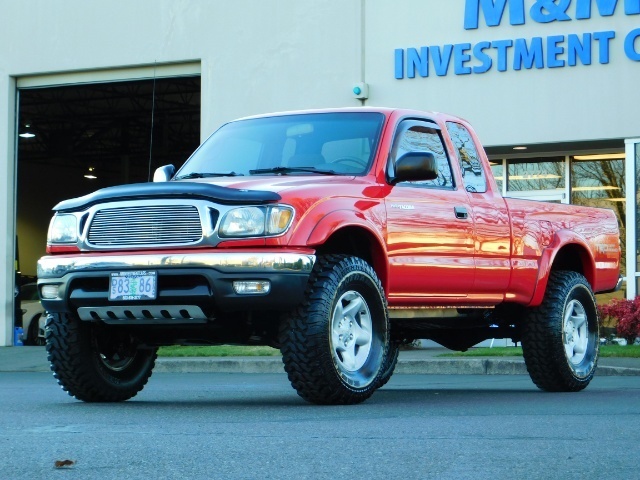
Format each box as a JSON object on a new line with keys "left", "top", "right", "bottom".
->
{"left": 155, "top": 357, "right": 286, "bottom": 374}
{"left": 153, "top": 357, "right": 640, "bottom": 376}
{"left": 3, "top": 348, "right": 640, "bottom": 376}
{"left": 596, "top": 365, "right": 640, "bottom": 376}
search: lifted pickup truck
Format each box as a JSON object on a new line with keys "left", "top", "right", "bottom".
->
{"left": 38, "top": 108, "right": 621, "bottom": 404}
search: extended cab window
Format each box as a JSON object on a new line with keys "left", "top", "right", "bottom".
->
{"left": 389, "top": 120, "right": 453, "bottom": 188}
{"left": 446, "top": 122, "right": 487, "bottom": 193}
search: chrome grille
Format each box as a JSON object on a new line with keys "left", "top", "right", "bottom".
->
{"left": 87, "top": 205, "right": 203, "bottom": 246}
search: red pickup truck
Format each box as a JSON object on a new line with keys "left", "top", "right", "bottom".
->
{"left": 37, "top": 108, "right": 621, "bottom": 404}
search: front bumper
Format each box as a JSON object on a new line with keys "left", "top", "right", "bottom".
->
{"left": 37, "top": 251, "right": 315, "bottom": 322}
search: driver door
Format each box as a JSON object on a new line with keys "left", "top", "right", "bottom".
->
{"left": 385, "top": 120, "right": 475, "bottom": 305}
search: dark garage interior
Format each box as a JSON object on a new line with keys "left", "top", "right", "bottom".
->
{"left": 16, "top": 75, "right": 201, "bottom": 278}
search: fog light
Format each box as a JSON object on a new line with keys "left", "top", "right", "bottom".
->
{"left": 232, "top": 281, "right": 271, "bottom": 295}
{"left": 40, "top": 284, "right": 60, "bottom": 299}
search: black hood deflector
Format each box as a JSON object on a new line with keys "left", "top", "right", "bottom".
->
{"left": 53, "top": 181, "right": 282, "bottom": 212}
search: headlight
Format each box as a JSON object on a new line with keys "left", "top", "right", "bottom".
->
{"left": 219, "top": 205, "right": 294, "bottom": 238}
{"left": 220, "top": 207, "right": 265, "bottom": 237}
{"left": 47, "top": 214, "right": 78, "bottom": 243}
{"left": 265, "top": 206, "right": 293, "bottom": 235}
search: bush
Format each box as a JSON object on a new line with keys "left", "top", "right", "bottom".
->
{"left": 598, "top": 297, "right": 640, "bottom": 344}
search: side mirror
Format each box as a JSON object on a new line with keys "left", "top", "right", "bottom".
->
{"left": 392, "top": 152, "right": 438, "bottom": 184}
{"left": 153, "top": 164, "right": 175, "bottom": 182}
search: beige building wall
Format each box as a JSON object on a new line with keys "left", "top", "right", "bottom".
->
{"left": 1, "top": 0, "right": 638, "bottom": 344}
{"left": 365, "top": 0, "right": 640, "bottom": 145}
{"left": 0, "top": 0, "right": 364, "bottom": 345}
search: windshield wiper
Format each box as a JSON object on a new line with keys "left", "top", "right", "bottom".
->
{"left": 249, "top": 166, "right": 338, "bottom": 176}
{"left": 174, "top": 172, "right": 244, "bottom": 180}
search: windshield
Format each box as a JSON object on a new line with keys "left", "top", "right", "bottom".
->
{"left": 176, "top": 112, "right": 385, "bottom": 178}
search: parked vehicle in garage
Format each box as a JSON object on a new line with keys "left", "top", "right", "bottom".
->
{"left": 37, "top": 108, "right": 621, "bottom": 404}
{"left": 20, "top": 283, "right": 46, "bottom": 346}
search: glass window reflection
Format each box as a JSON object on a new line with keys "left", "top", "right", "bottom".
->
{"left": 490, "top": 162, "right": 503, "bottom": 192}
{"left": 571, "top": 154, "right": 625, "bottom": 278}
{"left": 507, "top": 157, "right": 565, "bottom": 192}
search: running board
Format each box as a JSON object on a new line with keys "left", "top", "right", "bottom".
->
{"left": 388, "top": 306, "right": 493, "bottom": 320}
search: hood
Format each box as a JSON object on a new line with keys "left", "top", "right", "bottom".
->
{"left": 53, "top": 175, "right": 371, "bottom": 212}
{"left": 52, "top": 181, "right": 282, "bottom": 212}
{"left": 184, "top": 175, "right": 361, "bottom": 194}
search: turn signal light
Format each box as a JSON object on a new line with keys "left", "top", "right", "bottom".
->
{"left": 232, "top": 281, "right": 271, "bottom": 295}
{"left": 40, "top": 284, "right": 60, "bottom": 300}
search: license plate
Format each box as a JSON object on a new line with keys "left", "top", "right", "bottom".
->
{"left": 109, "top": 271, "right": 157, "bottom": 301}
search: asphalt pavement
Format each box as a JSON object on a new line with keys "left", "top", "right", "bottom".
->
{"left": 4, "top": 372, "right": 640, "bottom": 479}
{"left": 2, "top": 345, "right": 640, "bottom": 376}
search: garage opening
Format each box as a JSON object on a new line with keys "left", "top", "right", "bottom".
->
{"left": 15, "top": 75, "right": 201, "bottom": 343}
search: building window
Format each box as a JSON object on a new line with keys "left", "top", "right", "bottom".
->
{"left": 490, "top": 161, "right": 504, "bottom": 192}
{"left": 507, "top": 157, "right": 565, "bottom": 193}
{"left": 571, "top": 154, "right": 626, "bottom": 277}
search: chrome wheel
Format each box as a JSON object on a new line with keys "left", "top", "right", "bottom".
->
{"left": 331, "top": 290, "right": 373, "bottom": 373}
{"left": 563, "top": 299, "right": 588, "bottom": 366}
{"left": 99, "top": 352, "right": 136, "bottom": 372}
{"left": 93, "top": 328, "right": 140, "bottom": 372}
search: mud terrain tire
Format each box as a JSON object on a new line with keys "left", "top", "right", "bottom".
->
{"left": 46, "top": 313, "right": 157, "bottom": 402}
{"left": 280, "top": 255, "right": 389, "bottom": 405}
{"left": 522, "top": 271, "right": 599, "bottom": 392}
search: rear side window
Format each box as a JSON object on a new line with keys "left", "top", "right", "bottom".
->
{"left": 446, "top": 122, "right": 487, "bottom": 193}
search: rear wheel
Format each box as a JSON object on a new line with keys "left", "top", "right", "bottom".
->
{"left": 46, "top": 313, "right": 157, "bottom": 402}
{"left": 280, "top": 255, "right": 389, "bottom": 405}
{"left": 522, "top": 271, "right": 599, "bottom": 392}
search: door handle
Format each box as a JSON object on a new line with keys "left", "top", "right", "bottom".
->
{"left": 454, "top": 206, "right": 468, "bottom": 219}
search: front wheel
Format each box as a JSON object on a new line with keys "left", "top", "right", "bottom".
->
{"left": 46, "top": 313, "right": 157, "bottom": 402}
{"left": 522, "top": 271, "right": 599, "bottom": 392}
{"left": 279, "top": 255, "right": 389, "bottom": 405}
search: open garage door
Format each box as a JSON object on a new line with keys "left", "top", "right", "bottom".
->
{"left": 13, "top": 72, "right": 201, "bottom": 343}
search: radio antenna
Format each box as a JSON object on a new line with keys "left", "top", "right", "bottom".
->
{"left": 147, "top": 62, "right": 157, "bottom": 182}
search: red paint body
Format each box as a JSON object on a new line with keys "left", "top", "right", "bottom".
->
{"left": 47, "top": 107, "right": 622, "bottom": 308}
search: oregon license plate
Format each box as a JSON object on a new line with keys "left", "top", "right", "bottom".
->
{"left": 109, "top": 271, "right": 157, "bottom": 301}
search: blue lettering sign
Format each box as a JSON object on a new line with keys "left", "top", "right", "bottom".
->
{"left": 625, "top": 27, "right": 640, "bottom": 60}
{"left": 567, "top": 33, "right": 592, "bottom": 65}
{"left": 454, "top": 43, "right": 473, "bottom": 74}
{"left": 408, "top": 47, "right": 429, "bottom": 77}
{"left": 465, "top": 0, "right": 639, "bottom": 28}
{"left": 530, "top": 0, "right": 571, "bottom": 23}
{"left": 547, "top": 35, "right": 566, "bottom": 67}
{"left": 492, "top": 39, "right": 514, "bottom": 71}
{"left": 473, "top": 41, "right": 494, "bottom": 72}
{"left": 576, "top": 0, "right": 640, "bottom": 19}
{"left": 513, "top": 37, "right": 545, "bottom": 69}
{"left": 396, "top": 0, "right": 640, "bottom": 79}
{"left": 593, "top": 30, "right": 616, "bottom": 63}
{"left": 394, "top": 49, "right": 404, "bottom": 79}
{"left": 431, "top": 44, "right": 454, "bottom": 76}
{"left": 464, "top": 0, "right": 525, "bottom": 29}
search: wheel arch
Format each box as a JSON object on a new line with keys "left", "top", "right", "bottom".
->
{"left": 528, "top": 232, "right": 596, "bottom": 307}
{"left": 307, "top": 215, "right": 388, "bottom": 293}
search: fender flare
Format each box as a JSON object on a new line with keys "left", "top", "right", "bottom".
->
{"left": 301, "top": 209, "right": 389, "bottom": 291}
{"left": 528, "top": 230, "right": 596, "bottom": 307}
